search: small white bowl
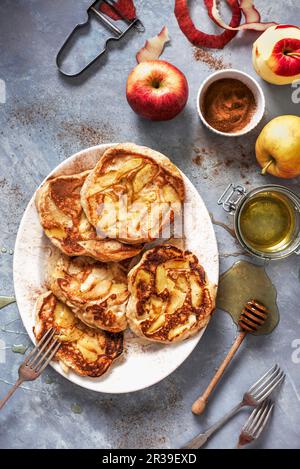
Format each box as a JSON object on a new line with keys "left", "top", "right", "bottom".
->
{"left": 197, "top": 69, "right": 265, "bottom": 137}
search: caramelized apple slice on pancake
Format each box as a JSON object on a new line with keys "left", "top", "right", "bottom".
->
{"left": 80, "top": 143, "right": 185, "bottom": 244}
{"left": 34, "top": 292, "right": 123, "bottom": 377}
{"left": 47, "top": 251, "right": 129, "bottom": 333}
{"left": 126, "top": 245, "right": 215, "bottom": 343}
{"left": 35, "top": 170, "right": 143, "bottom": 262}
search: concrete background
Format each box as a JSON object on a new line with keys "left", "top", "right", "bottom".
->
{"left": 0, "top": 0, "right": 299, "bottom": 449}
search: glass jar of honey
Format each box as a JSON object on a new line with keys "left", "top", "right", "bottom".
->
{"left": 218, "top": 184, "right": 300, "bottom": 260}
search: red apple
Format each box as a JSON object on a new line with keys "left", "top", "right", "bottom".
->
{"left": 252, "top": 25, "right": 300, "bottom": 85}
{"left": 126, "top": 60, "right": 189, "bottom": 121}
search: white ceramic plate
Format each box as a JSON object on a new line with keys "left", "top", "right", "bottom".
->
{"left": 13, "top": 144, "right": 219, "bottom": 393}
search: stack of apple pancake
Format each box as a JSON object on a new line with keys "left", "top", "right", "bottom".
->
{"left": 34, "top": 143, "right": 215, "bottom": 378}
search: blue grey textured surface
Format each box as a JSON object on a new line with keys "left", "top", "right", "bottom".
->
{"left": 0, "top": 0, "right": 300, "bottom": 449}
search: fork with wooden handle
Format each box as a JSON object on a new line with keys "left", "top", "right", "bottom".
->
{"left": 183, "top": 364, "right": 284, "bottom": 449}
{"left": 192, "top": 299, "right": 268, "bottom": 415}
{"left": 0, "top": 328, "right": 60, "bottom": 410}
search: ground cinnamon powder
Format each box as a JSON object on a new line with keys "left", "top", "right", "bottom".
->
{"left": 201, "top": 78, "right": 256, "bottom": 133}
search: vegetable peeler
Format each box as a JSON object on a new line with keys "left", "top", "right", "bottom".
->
{"left": 56, "top": 0, "right": 145, "bottom": 77}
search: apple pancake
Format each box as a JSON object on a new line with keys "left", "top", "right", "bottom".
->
{"left": 36, "top": 170, "right": 142, "bottom": 262}
{"left": 80, "top": 143, "right": 185, "bottom": 244}
{"left": 47, "top": 252, "right": 129, "bottom": 333}
{"left": 34, "top": 291, "right": 123, "bottom": 377}
{"left": 126, "top": 245, "right": 215, "bottom": 343}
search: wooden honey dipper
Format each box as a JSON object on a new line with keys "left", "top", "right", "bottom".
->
{"left": 192, "top": 299, "right": 268, "bottom": 415}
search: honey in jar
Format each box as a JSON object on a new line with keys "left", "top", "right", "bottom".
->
{"left": 238, "top": 190, "right": 295, "bottom": 253}
{"left": 218, "top": 184, "right": 300, "bottom": 260}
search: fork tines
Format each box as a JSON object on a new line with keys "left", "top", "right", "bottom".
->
{"left": 24, "top": 328, "right": 61, "bottom": 375}
{"left": 248, "top": 364, "right": 285, "bottom": 404}
{"left": 237, "top": 399, "right": 274, "bottom": 448}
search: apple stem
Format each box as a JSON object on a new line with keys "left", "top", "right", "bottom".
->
{"left": 261, "top": 160, "right": 273, "bottom": 176}
{"left": 286, "top": 52, "right": 300, "bottom": 58}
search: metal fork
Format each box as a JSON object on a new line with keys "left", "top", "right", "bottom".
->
{"left": 236, "top": 398, "right": 274, "bottom": 448}
{"left": 183, "top": 364, "right": 285, "bottom": 449}
{"left": 0, "top": 328, "right": 61, "bottom": 410}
